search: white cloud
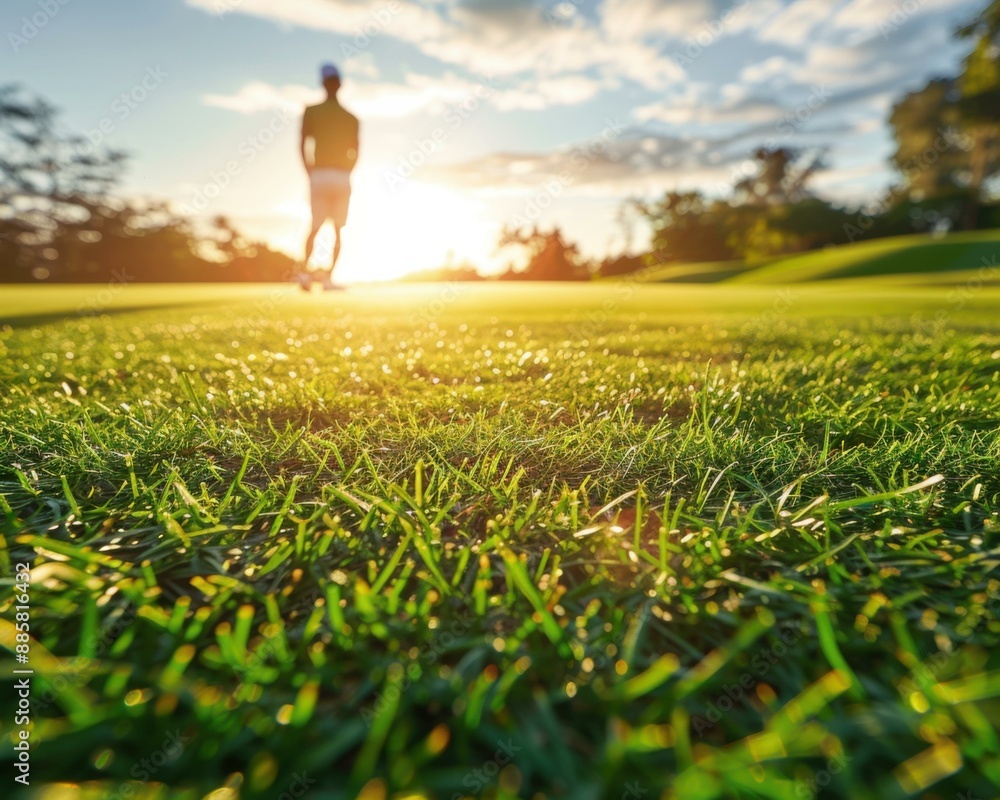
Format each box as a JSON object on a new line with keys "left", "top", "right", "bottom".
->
{"left": 350, "top": 73, "right": 497, "bottom": 117}
{"left": 188, "top": 0, "right": 984, "bottom": 211}
{"left": 741, "top": 56, "right": 797, "bottom": 85}
{"left": 424, "top": 129, "right": 750, "bottom": 198}
{"left": 203, "top": 71, "right": 615, "bottom": 120}
{"left": 423, "top": 117, "right": 903, "bottom": 205}
{"left": 722, "top": 0, "right": 785, "bottom": 36}
{"left": 832, "top": 0, "right": 977, "bottom": 34}
{"left": 635, "top": 87, "right": 785, "bottom": 127}
{"left": 187, "top": 0, "right": 685, "bottom": 91}
{"left": 809, "top": 162, "right": 895, "bottom": 204}
{"left": 758, "top": 0, "right": 850, "bottom": 45}
{"left": 493, "top": 74, "right": 618, "bottom": 111}
{"left": 203, "top": 75, "right": 482, "bottom": 119}
{"left": 793, "top": 43, "right": 896, "bottom": 86}
{"left": 203, "top": 81, "right": 321, "bottom": 114}
{"left": 602, "top": 0, "right": 718, "bottom": 42}
{"left": 413, "top": 2, "right": 686, "bottom": 90}
{"left": 186, "top": 0, "right": 447, "bottom": 40}
{"left": 341, "top": 52, "right": 380, "bottom": 80}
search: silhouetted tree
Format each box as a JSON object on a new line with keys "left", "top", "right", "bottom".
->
{"left": 733, "top": 147, "right": 825, "bottom": 207}
{"left": 597, "top": 253, "right": 648, "bottom": 278}
{"left": 885, "top": 4, "right": 1000, "bottom": 230}
{"left": 0, "top": 85, "right": 296, "bottom": 284}
{"left": 888, "top": 80, "right": 968, "bottom": 204}
{"left": 398, "top": 263, "right": 483, "bottom": 282}
{"left": 955, "top": 0, "right": 1000, "bottom": 227}
{"left": 633, "top": 149, "right": 847, "bottom": 266}
{"left": 632, "top": 191, "right": 736, "bottom": 264}
{"left": 0, "top": 83, "right": 126, "bottom": 279}
{"left": 497, "top": 226, "right": 587, "bottom": 281}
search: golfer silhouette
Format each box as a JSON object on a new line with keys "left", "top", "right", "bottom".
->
{"left": 297, "top": 63, "right": 359, "bottom": 291}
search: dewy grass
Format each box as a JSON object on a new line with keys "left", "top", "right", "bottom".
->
{"left": 1, "top": 283, "right": 999, "bottom": 799}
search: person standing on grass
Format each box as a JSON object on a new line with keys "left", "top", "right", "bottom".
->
{"left": 297, "top": 63, "right": 359, "bottom": 292}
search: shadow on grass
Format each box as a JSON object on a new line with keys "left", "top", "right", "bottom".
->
{"left": 0, "top": 300, "right": 225, "bottom": 329}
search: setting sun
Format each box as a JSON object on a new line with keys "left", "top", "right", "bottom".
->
{"left": 273, "top": 167, "right": 498, "bottom": 283}
{"left": 268, "top": 166, "right": 498, "bottom": 283}
{"left": 339, "top": 168, "right": 499, "bottom": 283}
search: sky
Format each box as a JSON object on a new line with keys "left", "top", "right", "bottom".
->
{"left": 1, "top": 0, "right": 985, "bottom": 282}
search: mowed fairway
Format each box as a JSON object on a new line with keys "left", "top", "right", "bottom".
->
{"left": 2, "top": 282, "right": 1000, "bottom": 800}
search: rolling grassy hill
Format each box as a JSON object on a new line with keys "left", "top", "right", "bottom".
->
{"left": 633, "top": 230, "right": 1000, "bottom": 286}
{"left": 627, "top": 259, "right": 750, "bottom": 284}
{"left": 733, "top": 229, "right": 1000, "bottom": 284}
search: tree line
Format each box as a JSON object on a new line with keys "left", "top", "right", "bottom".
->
{"left": 493, "top": 0, "right": 999, "bottom": 281}
{"left": 0, "top": 85, "right": 295, "bottom": 284}
{"left": 1, "top": 1, "right": 997, "bottom": 284}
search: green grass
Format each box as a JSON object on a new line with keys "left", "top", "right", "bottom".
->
{"left": 2, "top": 282, "right": 1000, "bottom": 800}
{"left": 625, "top": 230, "right": 1000, "bottom": 287}
{"left": 621, "top": 260, "right": 750, "bottom": 284}
{"left": 730, "top": 230, "right": 1000, "bottom": 285}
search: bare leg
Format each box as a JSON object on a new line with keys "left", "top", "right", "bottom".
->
{"left": 296, "top": 220, "right": 325, "bottom": 291}
{"left": 317, "top": 223, "right": 346, "bottom": 291}
{"left": 328, "top": 222, "right": 343, "bottom": 277}
{"left": 304, "top": 222, "right": 322, "bottom": 268}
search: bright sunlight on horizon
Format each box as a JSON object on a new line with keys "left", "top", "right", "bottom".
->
{"left": 5, "top": 0, "right": 986, "bottom": 285}
{"left": 297, "top": 169, "right": 499, "bottom": 284}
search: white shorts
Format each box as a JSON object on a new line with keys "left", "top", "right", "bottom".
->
{"left": 310, "top": 168, "right": 352, "bottom": 231}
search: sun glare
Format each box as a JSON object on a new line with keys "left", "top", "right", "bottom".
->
{"left": 290, "top": 166, "right": 497, "bottom": 283}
